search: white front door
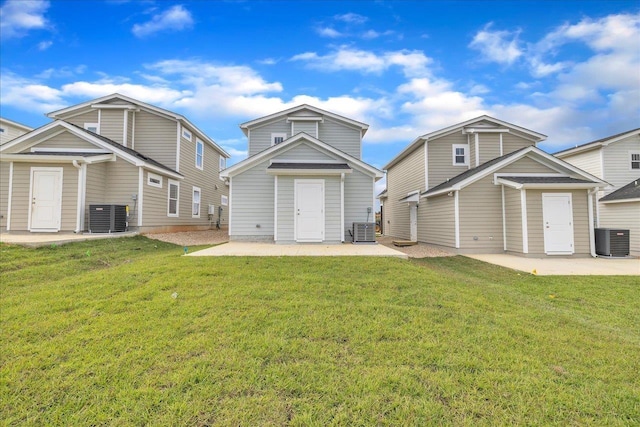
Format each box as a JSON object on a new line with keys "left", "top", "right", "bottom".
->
{"left": 295, "top": 179, "right": 324, "bottom": 242}
{"left": 30, "top": 167, "right": 63, "bottom": 232}
{"left": 409, "top": 202, "right": 418, "bottom": 242}
{"left": 542, "top": 193, "right": 574, "bottom": 255}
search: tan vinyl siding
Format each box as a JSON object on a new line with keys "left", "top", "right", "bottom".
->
{"left": 504, "top": 187, "right": 523, "bottom": 253}
{"left": 498, "top": 155, "right": 560, "bottom": 174}
{"left": 25, "top": 130, "right": 98, "bottom": 152}
{"left": 419, "top": 194, "right": 455, "bottom": 247}
{"left": 602, "top": 134, "right": 640, "bottom": 189}
{"left": 0, "top": 123, "right": 30, "bottom": 145}
{"left": 317, "top": 117, "right": 361, "bottom": 158}
{"left": 84, "top": 162, "right": 107, "bottom": 228}
{"left": 427, "top": 133, "right": 469, "bottom": 189}
{"left": 60, "top": 110, "right": 99, "bottom": 129}
{"left": 502, "top": 133, "right": 534, "bottom": 155}
{"left": 127, "top": 111, "right": 135, "bottom": 148}
{"left": 479, "top": 133, "right": 501, "bottom": 164}
{"left": 292, "top": 121, "right": 317, "bottom": 138}
{"left": 559, "top": 149, "right": 603, "bottom": 179}
{"left": 102, "top": 160, "right": 139, "bottom": 227}
{"left": 0, "top": 163, "right": 9, "bottom": 229}
{"left": 99, "top": 109, "right": 125, "bottom": 145}
{"left": 386, "top": 145, "right": 425, "bottom": 240}
{"left": 274, "top": 142, "right": 336, "bottom": 162}
{"left": 458, "top": 175, "right": 504, "bottom": 251}
{"left": 230, "top": 160, "right": 274, "bottom": 237}
{"left": 248, "top": 119, "right": 290, "bottom": 156}
{"left": 133, "top": 110, "right": 177, "bottom": 170}
{"left": 526, "top": 190, "right": 591, "bottom": 255}
{"left": 599, "top": 201, "right": 640, "bottom": 256}
{"left": 344, "top": 170, "right": 374, "bottom": 242}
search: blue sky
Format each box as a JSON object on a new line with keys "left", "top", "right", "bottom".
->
{"left": 1, "top": 0, "right": 639, "bottom": 178}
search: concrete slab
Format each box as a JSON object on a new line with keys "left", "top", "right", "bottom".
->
{"left": 0, "top": 231, "right": 139, "bottom": 248}
{"left": 467, "top": 254, "right": 639, "bottom": 276}
{"left": 187, "top": 241, "right": 409, "bottom": 259}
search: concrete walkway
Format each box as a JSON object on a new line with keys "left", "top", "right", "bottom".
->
{"left": 0, "top": 231, "right": 139, "bottom": 248}
{"left": 467, "top": 254, "right": 639, "bottom": 275}
{"left": 187, "top": 241, "right": 408, "bottom": 258}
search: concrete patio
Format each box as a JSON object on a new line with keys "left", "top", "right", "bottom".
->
{"left": 187, "top": 241, "right": 409, "bottom": 258}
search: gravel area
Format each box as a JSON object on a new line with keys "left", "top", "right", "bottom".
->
{"left": 144, "top": 230, "right": 454, "bottom": 258}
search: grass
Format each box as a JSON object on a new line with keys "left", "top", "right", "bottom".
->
{"left": 1, "top": 236, "right": 639, "bottom": 426}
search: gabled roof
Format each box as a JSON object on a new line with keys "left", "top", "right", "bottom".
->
{"left": 46, "top": 93, "right": 230, "bottom": 158}
{"left": 383, "top": 115, "right": 547, "bottom": 170}
{"left": 555, "top": 128, "right": 640, "bottom": 158}
{"left": 0, "top": 117, "right": 33, "bottom": 133}
{"left": 600, "top": 178, "right": 640, "bottom": 203}
{"left": 421, "top": 146, "right": 605, "bottom": 198}
{"left": 220, "top": 132, "right": 383, "bottom": 179}
{"left": 239, "top": 104, "right": 369, "bottom": 137}
{"left": 0, "top": 120, "right": 182, "bottom": 178}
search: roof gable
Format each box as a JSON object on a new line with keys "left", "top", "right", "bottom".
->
{"left": 555, "top": 128, "right": 640, "bottom": 158}
{"left": 600, "top": 178, "right": 640, "bottom": 202}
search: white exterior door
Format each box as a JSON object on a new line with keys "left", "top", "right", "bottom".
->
{"left": 30, "top": 167, "right": 63, "bottom": 232}
{"left": 295, "top": 180, "right": 324, "bottom": 242}
{"left": 409, "top": 202, "right": 418, "bottom": 242}
{"left": 542, "top": 193, "right": 574, "bottom": 255}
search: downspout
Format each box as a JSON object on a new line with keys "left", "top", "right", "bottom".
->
{"left": 588, "top": 188, "right": 597, "bottom": 258}
{"left": 72, "top": 160, "right": 83, "bottom": 233}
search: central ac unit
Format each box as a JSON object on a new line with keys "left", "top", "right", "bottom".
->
{"left": 353, "top": 222, "right": 376, "bottom": 244}
{"left": 595, "top": 228, "right": 630, "bottom": 257}
{"left": 89, "top": 205, "right": 128, "bottom": 233}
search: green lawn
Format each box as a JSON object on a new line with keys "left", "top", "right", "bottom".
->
{"left": 1, "top": 237, "right": 638, "bottom": 426}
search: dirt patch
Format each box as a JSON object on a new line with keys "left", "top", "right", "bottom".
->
{"left": 376, "top": 236, "right": 455, "bottom": 258}
{"left": 144, "top": 229, "right": 229, "bottom": 247}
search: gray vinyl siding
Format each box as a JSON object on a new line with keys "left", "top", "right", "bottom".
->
{"left": 100, "top": 109, "right": 125, "bottom": 145}
{"left": 102, "top": 160, "right": 139, "bottom": 228}
{"left": 318, "top": 117, "right": 361, "bottom": 158}
{"left": 504, "top": 187, "right": 523, "bottom": 253}
{"left": 344, "top": 170, "right": 375, "bottom": 242}
{"left": 248, "top": 119, "right": 290, "bottom": 157}
{"left": 419, "top": 194, "right": 455, "bottom": 247}
{"left": 559, "top": 149, "right": 602, "bottom": 179}
{"left": 276, "top": 176, "right": 294, "bottom": 241}
{"left": 385, "top": 145, "right": 425, "bottom": 240}
{"left": 273, "top": 142, "right": 336, "bottom": 162}
{"left": 230, "top": 161, "right": 274, "bottom": 238}
{"left": 0, "top": 163, "right": 9, "bottom": 229}
{"left": 478, "top": 133, "right": 501, "bottom": 165}
{"left": 292, "top": 121, "right": 317, "bottom": 138}
{"left": 133, "top": 110, "right": 178, "bottom": 170}
{"left": 458, "top": 175, "right": 504, "bottom": 251}
{"left": 427, "top": 134, "right": 469, "bottom": 189}
{"left": 599, "top": 201, "right": 640, "bottom": 256}
{"left": 60, "top": 110, "right": 99, "bottom": 128}
{"left": 526, "top": 189, "right": 591, "bottom": 255}
{"left": 601, "top": 134, "right": 640, "bottom": 190}
{"left": 84, "top": 162, "right": 107, "bottom": 228}
{"left": 502, "top": 133, "right": 534, "bottom": 155}
{"left": 25, "top": 130, "right": 98, "bottom": 151}
{"left": 127, "top": 111, "right": 135, "bottom": 148}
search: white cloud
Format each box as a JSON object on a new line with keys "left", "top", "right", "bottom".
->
{"left": 35, "top": 65, "right": 86, "bottom": 79}
{"left": 257, "top": 57, "right": 278, "bottom": 65}
{"left": 334, "top": 13, "right": 368, "bottom": 24}
{"left": 469, "top": 23, "right": 523, "bottom": 65}
{"left": 0, "top": 0, "right": 50, "bottom": 39}
{"left": 132, "top": 5, "right": 194, "bottom": 38}
{"left": 361, "top": 29, "right": 395, "bottom": 40}
{"left": 316, "top": 26, "right": 343, "bottom": 38}
{"left": 0, "top": 71, "right": 66, "bottom": 113}
{"left": 37, "top": 40, "right": 52, "bottom": 50}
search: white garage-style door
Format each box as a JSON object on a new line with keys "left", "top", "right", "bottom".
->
{"left": 295, "top": 179, "right": 324, "bottom": 242}
{"left": 29, "top": 167, "right": 63, "bottom": 232}
{"left": 542, "top": 193, "right": 574, "bottom": 255}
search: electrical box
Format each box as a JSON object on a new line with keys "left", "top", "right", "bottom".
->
{"left": 208, "top": 204, "right": 216, "bottom": 215}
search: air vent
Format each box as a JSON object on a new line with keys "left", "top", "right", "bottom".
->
{"left": 89, "top": 205, "right": 128, "bottom": 233}
{"left": 595, "top": 228, "right": 630, "bottom": 257}
{"left": 352, "top": 222, "right": 376, "bottom": 244}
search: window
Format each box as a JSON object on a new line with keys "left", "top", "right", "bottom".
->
{"left": 452, "top": 144, "right": 469, "bottom": 166}
{"left": 182, "top": 128, "right": 192, "bottom": 141}
{"left": 219, "top": 156, "right": 226, "bottom": 172}
{"left": 147, "top": 172, "right": 163, "bottom": 188}
{"left": 631, "top": 152, "right": 640, "bottom": 170}
{"left": 221, "top": 195, "right": 228, "bottom": 206}
{"left": 168, "top": 180, "right": 179, "bottom": 217}
{"left": 0, "top": 128, "right": 5, "bottom": 133}
{"left": 271, "top": 133, "right": 287, "bottom": 146}
{"left": 84, "top": 123, "right": 100, "bottom": 134}
{"left": 195, "top": 139, "right": 204, "bottom": 170}
{"left": 192, "top": 187, "right": 201, "bottom": 218}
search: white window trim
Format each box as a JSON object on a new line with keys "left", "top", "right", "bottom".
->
{"left": 168, "top": 180, "right": 179, "bottom": 217}
{"left": 182, "top": 128, "right": 192, "bottom": 141}
{"left": 452, "top": 144, "right": 469, "bottom": 166}
{"left": 630, "top": 151, "right": 640, "bottom": 171}
{"left": 219, "top": 156, "right": 226, "bottom": 172}
{"left": 221, "top": 195, "right": 228, "bottom": 206}
{"left": 271, "top": 132, "right": 287, "bottom": 146}
{"left": 84, "top": 122, "right": 100, "bottom": 133}
{"left": 147, "top": 172, "right": 163, "bottom": 188}
{"left": 195, "top": 138, "right": 204, "bottom": 170}
{"left": 192, "top": 186, "right": 201, "bottom": 218}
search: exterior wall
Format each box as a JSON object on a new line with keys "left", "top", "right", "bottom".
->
{"left": 84, "top": 162, "right": 107, "bottom": 228}
{"left": 99, "top": 109, "right": 125, "bottom": 145}
{"left": 0, "top": 163, "right": 9, "bottom": 229}
{"left": 503, "top": 186, "right": 522, "bottom": 253}
{"left": 599, "top": 201, "right": 640, "bottom": 256}
{"left": 526, "top": 189, "right": 591, "bottom": 256}
{"left": 273, "top": 142, "right": 336, "bottom": 162}
{"left": 317, "top": 117, "right": 361, "bottom": 158}
{"left": 248, "top": 119, "right": 290, "bottom": 157}
{"left": 102, "top": 160, "right": 139, "bottom": 228}
{"left": 292, "top": 121, "right": 317, "bottom": 138}
{"left": 230, "top": 160, "right": 274, "bottom": 239}
{"left": 385, "top": 145, "right": 425, "bottom": 240}
{"left": 344, "top": 170, "right": 375, "bottom": 242}
{"left": 559, "top": 149, "right": 603, "bottom": 180}
{"left": 8, "top": 162, "right": 78, "bottom": 231}
{"left": 25, "top": 131, "right": 98, "bottom": 151}
{"left": 133, "top": 110, "right": 178, "bottom": 170}
{"left": 499, "top": 155, "right": 559, "bottom": 174}
{"left": 0, "top": 122, "right": 30, "bottom": 145}
{"left": 601, "top": 134, "right": 640, "bottom": 190}
{"left": 458, "top": 174, "right": 504, "bottom": 251}
{"left": 478, "top": 133, "right": 501, "bottom": 165}
{"left": 419, "top": 194, "right": 455, "bottom": 247}
{"left": 502, "top": 133, "right": 534, "bottom": 155}
{"left": 379, "top": 198, "right": 388, "bottom": 235}
{"left": 59, "top": 110, "right": 99, "bottom": 129}
{"left": 427, "top": 134, "right": 469, "bottom": 189}
{"left": 127, "top": 111, "right": 135, "bottom": 148}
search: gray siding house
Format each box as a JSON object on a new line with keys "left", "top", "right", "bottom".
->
{"left": 0, "top": 94, "right": 230, "bottom": 234}
{"left": 221, "top": 105, "right": 383, "bottom": 243}
{"left": 382, "top": 116, "right": 606, "bottom": 257}
{"left": 556, "top": 129, "right": 640, "bottom": 256}
{"left": 0, "top": 118, "right": 32, "bottom": 145}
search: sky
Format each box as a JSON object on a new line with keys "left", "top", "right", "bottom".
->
{"left": 1, "top": 0, "right": 639, "bottom": 187}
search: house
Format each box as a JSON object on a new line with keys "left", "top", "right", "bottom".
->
{"left": 382, "top": 116, "right": 606, "bottom": 256}
{"left": 0, "top": 93, "right": 230, "bottom": 234}
{"left": 220, "top": 104, "right": 383, "bottom": 243}
{"left": 0, "top": 118, "right": 33, "bottom": 145}
{"left": 555, "top": 129, "right": 640, "bottom": 256}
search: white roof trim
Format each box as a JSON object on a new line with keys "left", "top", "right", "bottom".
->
{"left": 0, "top": 117, "right": 33, "bottom": 132}
{"left": 0, "top": 153, "right": 116, "bottom": 164}
{"left": 495, "top": 177, "right": 600, "bottom": 190}
{"left": 221, "top": 132, "right": 383, "bottom": 179}
{"left": 600, "top": 198, "right": 640, "bottom": 204}
{"left": 91, "top": 103, "right": 139, "bottom": 110}
{"left": 555, "top": 129, "right": 640, "bottom": 158}
{"left": 286, "top": 116, "right": 323, "bottom": 122}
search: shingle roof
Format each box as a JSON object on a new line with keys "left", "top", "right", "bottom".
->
{"left": 267, "top": 162, "right": 351, "bottom": 170}
{"left": 554, "top": 128, "right": 640, "bottom": 155}
{"left": 600, "top": 179, "right": 640, "bottom": 202}
{"left": 499, "top": 176, "right": 596, "bottom": 185}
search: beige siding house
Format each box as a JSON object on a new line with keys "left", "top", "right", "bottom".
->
{"left": 556, "top": 129, "right": 640, "bottom": 255}
{"left": 0, "top": 94, "right": 230, "bottom": 234}
{"left": 382, "top": 116, "right": 606, "bottom": 257}
{"left": 0, "top": 118, "right": 33, "bottom": 145}
{"left": 221, "top": 105, "right": 383, "bottom": 243}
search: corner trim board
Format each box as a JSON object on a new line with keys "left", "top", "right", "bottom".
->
{"left": 521, "top": 189, "right": 528, "bottom": 254}
{"left": 6, "top": 162, "right": 13, "bottom": 231}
